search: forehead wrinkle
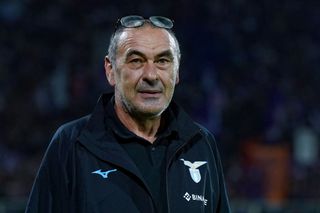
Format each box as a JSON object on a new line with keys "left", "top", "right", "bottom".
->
{"left": 117, "top": 26, "right": 177, "bottom": 58}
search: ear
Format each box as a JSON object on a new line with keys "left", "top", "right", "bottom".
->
{"left": 175, "top": 70, "right": 180, "bottom": 85}
{"left": 104, "top": 56, "right": 115, "bottom": 86}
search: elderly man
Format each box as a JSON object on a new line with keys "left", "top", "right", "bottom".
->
{"left": 26, "top": 15, "right": 231, "bottom": 213}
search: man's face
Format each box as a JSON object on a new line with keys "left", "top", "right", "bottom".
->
{"left": 106, "top": 25, "right": 180, "bottom": 119}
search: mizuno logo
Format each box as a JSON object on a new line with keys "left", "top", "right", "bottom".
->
{"left": 92, "top": 169, "right": 117, "bottom": 179}
{"left": 180, "top": 159, "right": 207, "bottom": 183}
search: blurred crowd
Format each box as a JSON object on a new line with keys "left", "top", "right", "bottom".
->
{"left": 1, "top": 0, "right": 320, "bottom": 211}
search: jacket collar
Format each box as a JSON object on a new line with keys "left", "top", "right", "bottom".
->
{"left": 77, "top": 92, "right": 201, "bottom": 169}
{"left": 104, "top": 95, "right": 180, "bottom": 144}
{"left": 82, "top": 93, "right": 200, "bottom": 141}
{"left": 77, "top": 93, "right": 145, "bottom": 186}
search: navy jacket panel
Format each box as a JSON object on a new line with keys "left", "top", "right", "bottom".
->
{"left": 25, "top": 93, "right": 231, "bottom": 213}
{"left": 25, "top": 117, "right": 87, "bottom": 213}
{"left": 166, "top": 127, "right": 230, "bottom": 213}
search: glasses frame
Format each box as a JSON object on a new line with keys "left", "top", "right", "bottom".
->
{"left": 116, "top": 15, "right": 174, "bottom": 30}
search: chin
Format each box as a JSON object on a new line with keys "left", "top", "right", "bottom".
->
{"left": 140, "top": 108, "right": 165, "bottom": 117}
{"left": 135, "top": 105, "right": 167, "bottom": 118}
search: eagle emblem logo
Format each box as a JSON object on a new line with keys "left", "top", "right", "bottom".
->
{"left": 180, "top": 159, "right": 207, "bottom": 183}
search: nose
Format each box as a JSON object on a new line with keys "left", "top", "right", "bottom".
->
{"left": 142, "top": 61, "right": 158, "bottom": 84}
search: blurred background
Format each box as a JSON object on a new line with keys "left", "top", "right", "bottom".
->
{"left": 1, "top": 0, "right": 320, "bottom": 212}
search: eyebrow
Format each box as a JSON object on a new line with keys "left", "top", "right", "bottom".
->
{"left": 156, "top": 50, "right": 174, "bottom": 60}
{"left": 125, "top": 49, "right": 174, "bottom": 60}
{"left": 125, "top": 50, "right": 146, "bottom": 59}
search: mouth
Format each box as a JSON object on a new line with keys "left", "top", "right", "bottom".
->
{"left": 139, "top": 90, "right": 161, "bottom": 94}
{"left": 137, "top": 90, "right": 162, "bottom": 98}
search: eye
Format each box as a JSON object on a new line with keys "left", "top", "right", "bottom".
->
{"left": 130, "top": 58, "right": 143, "bottom": 64}
{"left": 156, "top": 57, "right": 172, "bottom": 67}
{"left": 158, "top": 58, "right": 169, "bottom": 63}
{"left": 127, "top": 57, "right": 144, "bottom": 69}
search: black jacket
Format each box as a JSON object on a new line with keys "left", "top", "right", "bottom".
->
{"left": 26, "top": 93, "right": 231, "bottom": 213}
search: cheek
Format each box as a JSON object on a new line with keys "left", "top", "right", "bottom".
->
{"left": 117, "top": 70, "right": 141, "bottom": 92}
{"left": 161, "top": 74, "right": 177, "bottom": 97}
{"left": 124, "top": 72, "right": 139, "bottom": 84}
{"left": 165, "top": 71, "right": 178, "bottom": 86}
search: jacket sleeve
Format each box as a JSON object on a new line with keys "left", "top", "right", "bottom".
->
{"left": 206, "top": 130, "right": 232, "bottom": 213}
{"left": 214, "top": 140, "right": 232, "bottom": 212}
{"left": 25, "top": 128, "right": 70, "bottom": 213}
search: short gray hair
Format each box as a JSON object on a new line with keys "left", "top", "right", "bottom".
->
{"left": 107, "top": 26, "right": 181, "bottom": 67}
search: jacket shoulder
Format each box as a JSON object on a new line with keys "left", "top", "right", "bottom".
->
{"left": 193, "top": 122, "right": 221, "bottom": 153}
{"left": 45, "top": 115, "right": 91, "bottom": 163}
{"left": 54, "top": 115, "right": 90, "bottom": 141}
{"left": 194, "top": 123, "right": 215, "bottom": 140}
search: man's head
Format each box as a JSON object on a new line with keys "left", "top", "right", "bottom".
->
{"left": 104, "top": 16, "right": 181, "bottom": 120}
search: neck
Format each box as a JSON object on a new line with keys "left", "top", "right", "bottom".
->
{"left": 114, "top": 104, "right": 161, "bottom": 143}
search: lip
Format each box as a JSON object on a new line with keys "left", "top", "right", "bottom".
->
{"left": 138, "top": 90, "right": 161, "bottom": 93}
{"left": 138, "top": 90, "right": 162, "bottom": 98}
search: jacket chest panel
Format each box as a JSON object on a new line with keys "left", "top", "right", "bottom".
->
{"left": 166, "top": 148, "right": 218, "bottom": 212}
{"left": 73, "top": 146, "right": 155, "bottom": 212}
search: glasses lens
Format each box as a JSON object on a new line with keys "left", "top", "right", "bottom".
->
{"left": 120, "top": 15, "right": 144, "bottom": 28}
{"left": 149, "top": 16, "right": 173, "bottom": 29}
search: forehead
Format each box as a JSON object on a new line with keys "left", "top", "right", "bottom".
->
{"left": 117, "top": 25, "right": 177, "bottom": 55}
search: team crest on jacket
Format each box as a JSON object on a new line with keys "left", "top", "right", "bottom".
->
{"left": 180, "top": 159, "right": 207, "bottom": 183}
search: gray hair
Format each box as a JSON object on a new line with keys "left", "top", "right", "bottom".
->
{"left": 107, "top": 26, "right": 181, "bottom": 68}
